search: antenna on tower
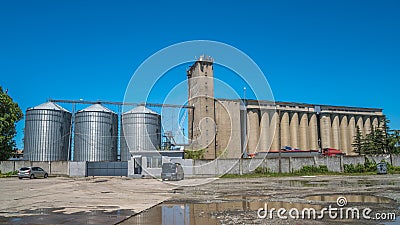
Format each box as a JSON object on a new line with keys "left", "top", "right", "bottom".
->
{"left": 243, "top": 87, "right": 247, "bottom": 105}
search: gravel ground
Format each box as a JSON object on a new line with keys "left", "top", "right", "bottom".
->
{"left": 1, "top": 175, "right": 399, "bottom": 224}
{"left": 123, "top": 174, "right": 400, "bottom": 225}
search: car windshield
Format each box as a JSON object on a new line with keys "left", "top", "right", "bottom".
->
{"left": 162, "top": 163, "right": 176, "bottom": 173}
{"left": 20, "top": 167, "right": 30, "bottom": 171}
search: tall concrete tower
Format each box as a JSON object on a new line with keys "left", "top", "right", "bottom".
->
{"left": 187, "top": 55, "right": 216, "bottom": 159}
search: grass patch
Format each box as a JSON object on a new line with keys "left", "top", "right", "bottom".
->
{"left": 388, "top": 164, "right": 400, "bottom": 174}
{"left": 221, "top": 160, "right": 400, "bottom": 178}
{"left": 0, "top": 170, "right": 18, "bottom": 178}
{"left": 221, "top": 165, "right": 341, "bottom": 178}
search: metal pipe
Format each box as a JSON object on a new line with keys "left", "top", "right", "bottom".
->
{"left": 48, "top": 98, "right": 194, "bottom": 109}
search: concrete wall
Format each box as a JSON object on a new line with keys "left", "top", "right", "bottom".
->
{"left": 2, "top": 154, "right": 399, "bottom": 177}
{"left": 68, "top": 162, "right": 86, "bottom": 177}
{"left": 189, "top": 154, "right": 400, "bottom": 176}
{"left": 342, "top": 156, "right": 365, "bottom": 166}
{"left": 215, "top": 100, "right": 242, "bottom": 158}
{"left": 315, "top": 156, "right": 342, "bottom": 172}
{"left": 391, "top": 155, "right": 400, "bottom": 167}
{"left": 0, "top": 161, "right": 70, "bottom": 175}
{"left": 289, "top": 157, "right": 315, "bottom": 172}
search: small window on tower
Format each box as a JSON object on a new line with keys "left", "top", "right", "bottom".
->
{"left": 205, "top": 72, "right": 207, "bottom": 76}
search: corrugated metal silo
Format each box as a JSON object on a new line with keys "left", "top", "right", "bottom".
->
{"left": 73, "top": 104, "right": 118, "bottom": 161}
{"left": 24, "top": 102, "right": 72, "bottom": 161}
{"left": 120, "top": 106, "right": 161, "bottom": 161}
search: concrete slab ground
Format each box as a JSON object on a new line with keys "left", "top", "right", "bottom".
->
{"left": 0, "top": 177, "right": 175, "bottom": 224}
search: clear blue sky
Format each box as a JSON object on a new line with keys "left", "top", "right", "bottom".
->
{"left": 1, "top": 0, "right": 399, "bottom": 149}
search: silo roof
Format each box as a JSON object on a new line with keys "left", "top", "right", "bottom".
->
{"left": 124, "top": 106, "right": 159, "bottom": 115}
{"left": 30, "top": 102, "right": 70, "bottom": 112}
{"left": 79, "top": 104, "right": 115, "bottom": 114}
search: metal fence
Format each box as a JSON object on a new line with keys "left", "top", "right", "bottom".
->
{"left": 86, "top": 162, "right": 128, "bottom": 176}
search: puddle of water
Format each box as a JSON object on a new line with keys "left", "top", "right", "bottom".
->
{"left": 0, "top": 207, "right": 134, "bottom": 225}
{"left": 276, "top": 180, "right": 383, "bottom": 188}
{"left": 92, "top": 179, "right": 109, "bottom": 183}
{"left": 121, "top": 200, "right": 324, "bottom": 225}
{"left": 305, "top": 194, "right": 396, "bottom": 204}
{"left": 123, "top": 192, "right": 399, "bottom": 224}
{"left": 277, "top": 179, "right": 400, "bottom": 188}
{"left": 277, "top": 180, "right": 329, "bottom": 187}
{"left": 384, "top": 216, "right": 400, "bottom": 225}
{"left": 219, "top": 195, "right": 270, "bottom": 201}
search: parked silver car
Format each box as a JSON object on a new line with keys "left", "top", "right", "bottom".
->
{"left": 18, "top": 167, "right": 48, "bottom": 179}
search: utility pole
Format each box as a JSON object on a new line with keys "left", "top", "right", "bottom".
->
{"left": 315, "top": 106, "right": 322, "bottom": 152}
{"left": 278, "top": 110, "right": 281, "bottom": 173}
{"left": 242, "top": 87, "right": 248, "bottom": 159}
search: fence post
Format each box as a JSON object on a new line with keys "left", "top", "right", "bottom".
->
{"left": 340, "top": 155, "right": 344, "bottom": 172}
{"left": 239, "top": 158, "right": 243, "bottom": 175}
{"left": 263, "top": 157, "right": 267, "bottom": 171}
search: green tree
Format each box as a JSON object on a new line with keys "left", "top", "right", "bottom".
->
{"left": 373, "top": 125, "right": 387, "bottom": 153}
{"left": 184, "top": 148, "right": 205, "bottom": 159}
{"left": 353, "top": 117, "right": 399, "bottom": 155}
{"left": 353, "top": 126, "right": 364, "bottom": 155}
{"left": 0, "top": 87, "right": 23, "bottom": 160}
{"left": 381, "top": 117, "right": 391, "bottom": 154}
{"left": 389, "top": 130, "right": 400, "bottom": 154}
{"left": 363, "top": 127, "right": 376, "bottom": 154}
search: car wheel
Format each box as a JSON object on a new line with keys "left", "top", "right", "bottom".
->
{"left": 44, "top": 173, "right": 48, "bottom": 178}
{"left": 18, "top": 177, "right": 22, "bottom": 180}
{"left": 30, "top": 174, "right": 34, "bottom": 179}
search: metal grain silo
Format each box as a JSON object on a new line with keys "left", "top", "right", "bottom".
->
{"left": 24, "top": 102, "right": 72, "bottom": 161}
{"left": 73, "top": 104, "right": 118, "bottom": 161}
{"left": 120, "top": 106, "right": 161, "bottom": 161}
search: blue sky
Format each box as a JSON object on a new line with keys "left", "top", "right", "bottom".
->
{"left": 1, "top": 0, "right": 399, "bottom": 149}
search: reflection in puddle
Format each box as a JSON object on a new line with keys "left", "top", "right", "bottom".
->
{"left": 305, "top": 194, "right": 396, "bottom": 204}
{"left": 277, "top": 179, "right": 400, "bottom": 188}
{"left": 0, "top": 207, "right": 134, "bottom": 225}
{"left": 123, "top": 193, "right": 398, "bottom": 225}
{"left": 122, "top": 201, "right": 324, "bottom": 225}
{"left": 384, "top": 216, "right": 400, "bottom": 225}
